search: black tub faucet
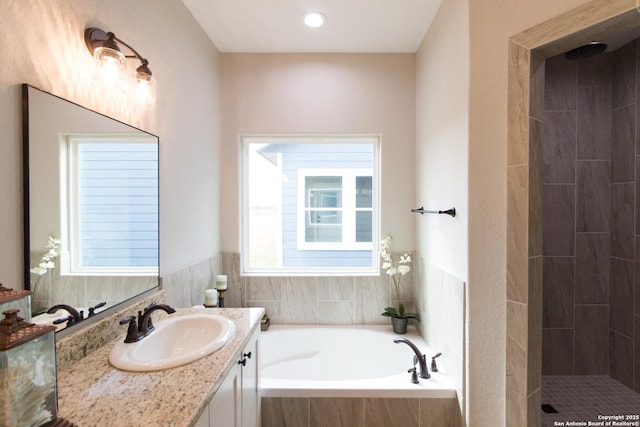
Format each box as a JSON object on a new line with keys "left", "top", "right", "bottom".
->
{"left": 394, "top": 338, "right": 430, "bottom": 380}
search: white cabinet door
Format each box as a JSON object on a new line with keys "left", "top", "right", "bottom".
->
{"left": 209, "top": 362, "right": 241, "bottom": 427}
{"left": 241, "top": 329, "right": 260, "bottom": 427}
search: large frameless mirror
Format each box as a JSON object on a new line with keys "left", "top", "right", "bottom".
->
{"left": 22, "top": 84, "right": 159, "bottom": 331}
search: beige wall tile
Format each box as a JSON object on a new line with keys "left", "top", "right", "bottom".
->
{"left": 310, "top": 398, "right": 364, "bottom": 427}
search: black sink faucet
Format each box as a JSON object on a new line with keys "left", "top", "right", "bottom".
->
{"left": 138, "top": 303, "right": 176, "bottom": 336}
{"left": 119, "top": 303, "right": 176, "bottom": 343}
{"left": 47, "top": 304, "right": 84, "bottom": 327}
{"left": 394, "top": 338, "right": 430, "bottom": 380}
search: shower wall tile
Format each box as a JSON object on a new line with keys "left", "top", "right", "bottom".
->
{"left": 542, "top": 257, "right": 574, "bottom": 328}
{"left": 574, "top": 304, "right": 608, "bottom": 374}
{"left": 612, "top": 40, "right": 636, "bottom": 109}
{"left": 610, "top": 257, "right": 634, "bottom": 337}
{"left": 543, "top": 184, "right": 575, "bottom": 255}
{"left": 527, "top": 389, "right": 541, "bottom": 427}
{"left": 508, "top": 41, "right": 532, "bottom": 166}
{"left": 636, "top": 237, "right": 640, "bottom": 317}
{"left": 506, "top": 300, "right": 527, "bottom": 425}
{"left": 528, "top": 256, "right": 542, "bottom": 395}
{"left": 529, "top": 117, "right": 544, "bottom": 258}
{"left": 544, "top": 54, "right": 576, "bottom": 111}
{"left": 543, "top": 111, "right": 576, "bottom": 183}
{"left": 508, "top": 165, "right": 529, "bottom": 302}
{"left": 575, "top": 233, "right": 609, "bottom": 304}
{"left": 530, "top": 51, "right": 546, "bottom": 121}
{"left": 611, "top": 105, "right": 636, "bottom": 183}
{"left": 636, "top": 158, "right": 640, "bottom": 233}
{"left": 576, "top": 161, "right": 609, "bottom": 232}
{"left": 577, "top": 52, "right": 611, "bottom": 87}
{"left": 542, "top": 328, "right": 573, "bottom": 374}
{"left": 577, "top": 87, "right": 612, "bottom": 160}
{"left": 610, "top": 183, "right": 635, "bottom": 260}
{"left": 609, "top": 330, "right": 634, "bottom": 389}
{"left": 635, "top": 315, "right": 640, "bottom": 392}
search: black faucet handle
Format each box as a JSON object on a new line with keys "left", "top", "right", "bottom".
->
{"left": 407, "top": 367, "right": 419, "bottom": 384}
{"left": 120, "top": 316, "right": 140, "bottom": 343}
{"left": 431, "top": 352, "right": 442, "bottom": 372}
{"left": 88, "top": 302, "right": 107, "bottom": 317}
{"left": 53, "top": 315, "right": 74, "bottom": 326}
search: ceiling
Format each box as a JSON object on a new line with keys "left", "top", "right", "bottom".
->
{"left": 180, "top": 0, "right": 444, "bottom": 53}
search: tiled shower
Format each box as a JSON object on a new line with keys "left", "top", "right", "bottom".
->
{"left": 542, "top": 38, "right": 640, "bottom": 393}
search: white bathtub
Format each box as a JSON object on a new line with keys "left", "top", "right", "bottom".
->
{"left": 260, "top": 325, "right": 457, "bottom": 398}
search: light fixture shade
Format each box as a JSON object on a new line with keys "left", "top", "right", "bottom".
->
{"left": 93, "top": 45, "right": 125, "bottom": 87}
{"left": 135, "top": 74, "right": 156, "bottom": 109}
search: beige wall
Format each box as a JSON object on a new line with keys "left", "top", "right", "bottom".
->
{"left": 0, "top": 0, "right": 221, "bottom": 287}
{"left": 466, "top": 0, "right": 601, "bottom": 425}
{"left": 417, "top": 0, "right": 604, "bottom": 424}
{"left": 219, "top": 53, "right": 417, "bottom": 253}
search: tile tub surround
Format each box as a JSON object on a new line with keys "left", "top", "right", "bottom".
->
{"left": 220, "top": 252, "right": 417, "bottom": 326}
{"left": 56, "top": 307, "right": 264, "bottom": 426}
{"left": 261, "top": 396, "right": 462, "bottom": 427}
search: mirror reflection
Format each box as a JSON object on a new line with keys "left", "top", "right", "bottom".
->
{"left": 23, "top": 84, "right": 159, "bottom": 330}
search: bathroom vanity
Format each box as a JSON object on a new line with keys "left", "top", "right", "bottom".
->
{"left": 56, "top": 306, "right": 263, "bottom": 427}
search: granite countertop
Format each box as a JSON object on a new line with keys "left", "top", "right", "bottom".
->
{"left": 57, "top": 307, "right": 264, "bottom": 427}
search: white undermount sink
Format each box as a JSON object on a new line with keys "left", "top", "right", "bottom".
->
{"left": 109, "top": 313, "right": 236, "bottom": 372}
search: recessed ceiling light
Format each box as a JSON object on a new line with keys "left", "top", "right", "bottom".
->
{"left": 302, "top": 12, "right": 326, "bottom": 28}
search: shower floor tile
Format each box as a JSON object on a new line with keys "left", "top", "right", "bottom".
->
{"left": 541, "top": 375, "right": 640, "bottom": 427}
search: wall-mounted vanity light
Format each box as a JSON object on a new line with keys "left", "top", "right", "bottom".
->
{"left": 84, "top": 27, "right": 156, "bottom": 109}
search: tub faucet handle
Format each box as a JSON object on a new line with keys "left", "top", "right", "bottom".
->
{"left": 407, "top": 367, "right": 419, "bottom": 384}
{"left": 431, "top": 352, "right": 442, "bottom": 372}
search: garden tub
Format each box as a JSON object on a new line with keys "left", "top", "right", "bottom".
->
{"left": 260, "top": 324, "right": 456, "bottom": 398}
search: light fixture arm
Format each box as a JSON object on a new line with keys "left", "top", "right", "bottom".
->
{"left": 84, "top": 27, "right": 152, "bottom": 77}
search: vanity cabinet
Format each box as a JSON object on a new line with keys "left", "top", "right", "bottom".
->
{"left": 196, "top": 328, "right": 260, "bottom": 427}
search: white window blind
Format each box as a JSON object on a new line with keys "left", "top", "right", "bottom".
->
{"left": 66, "top": 136, "right": 158, "bottom": 275}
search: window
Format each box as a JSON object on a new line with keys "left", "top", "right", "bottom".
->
{"left": 298, "top": 170, "right": 372, "bottom": 249}
{"left": 61, "top": 135, "right": 159, "bottom": 275}
{"left": 242, "top": 135, "right": 379, "bottom": 274}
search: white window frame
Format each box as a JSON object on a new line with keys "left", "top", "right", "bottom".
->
{"left": 240, "top": 134, "right": 380, "bottom": 276}
{"left": 60, "top": 134, "right": 159, "bottom": 276}
{"left": 297, "top": 168, "right": 373, "bottom": 251}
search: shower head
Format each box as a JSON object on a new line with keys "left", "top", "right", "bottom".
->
{"left": 564, "top": 42, "right": 608, "bottom": 60}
